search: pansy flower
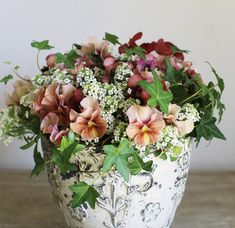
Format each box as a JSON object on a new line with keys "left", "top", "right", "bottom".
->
{"left": 70, "top": 96, "right": 107, "bottom": 140}
{"left": 126, "top": 105, "right": 165, "bottom": 146}
{"left": 164, "top": 104, "right": 194, "bottom": 135}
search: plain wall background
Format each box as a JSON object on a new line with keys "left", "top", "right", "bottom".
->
{"left": 0, "top": 0, "right": 234, "bottom": 171}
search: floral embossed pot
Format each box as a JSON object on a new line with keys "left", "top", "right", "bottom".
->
{"left": 0, "top": 32, "right": 225, "bottom": 228}
{"left": 42, "top": 137, "right": 192, "bottom": 228}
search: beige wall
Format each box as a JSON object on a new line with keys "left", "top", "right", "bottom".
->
{"left": 0, "top": 0, "right": 234, "bottom": 170}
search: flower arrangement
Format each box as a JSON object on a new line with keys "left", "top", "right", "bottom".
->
{"left": 0, "top": 32, "right": 225, "bottom": 209}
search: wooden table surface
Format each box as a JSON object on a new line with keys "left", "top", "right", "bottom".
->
{"left": 0, "top": 171, "right": 234, "bottom": 228}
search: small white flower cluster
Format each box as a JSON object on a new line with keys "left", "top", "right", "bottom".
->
{"left": 32, "top": 74, "right": 52, "bottom": 88}
{"left": 51, "top": 69, "right": 74, "bottom": 85}
{"left": 154, "top": 125, "right": 188, "bottom": 158}
{"left": 0, "top": 106, "right": 21, "bottom": 145}
{"left": 177, "top": 103, "right": 200, "bottom": 122}
{"left": 112, "top": 122, "right": 128, "bottom": 143}
{"left": 114, "top": 63, "right": 133, "bottom": 82}
{"left": 76, "top": 67, "right": 97, "bottom": 87}
{"left": 20, "top": 93, "right": 34, "bottom": 108}
{"left": 83, "top": 78, "right": 128, "bottom": 134}
{"left": 101, "top": 111, "right": 116, "bottom": 134}
{"left": 93, "top": 67, "right": 105, "bottom": 81}
{"left": 122, "top": 98, "right": 141, "bottom": 115}
{"left": 99, "top": 83, "right": 126, "bottom": 111}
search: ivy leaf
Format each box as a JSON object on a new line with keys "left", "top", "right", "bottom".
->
{"left": 31, "top": 144, "right": 45, "bottom": 177}
{"left": 170, "top": 85, "right": 187, "bottom": 103}
{"left": 164, "top": 58, "right": 188, "bottom": 84}
{"left": 0, "top": 74, "right": 13, "bottom": 85}
{"left": 104, "top": 32, "right": 120, "bottom": 45}
{"left": 52, "top": 139, "right": 84, "bottom": 175}
{"left": 129, "top": 153, "right": 153, "bottom": 175}
{"left": 207, "top": 62, "right": 224, "bottom": 93}
{"left": 31, "top": 40, "right": 54, "bottom": 50}
{"left": 138, "top": 70, "right": 173, "bottom": 113}
{"left": 69, "top": 182, "right": 100, "bottom": 209}
{"left": 56, "top": 49, "right": 79, "bottom": 68}
{"left": 170, "top": 45, "right": 190, "bottom": 54}
{"left": 3, "top": 61, "right": 12, "bottom": 64}
{"left": 125, "top": 46, "right": 146, "bottom": 59}
{"left": 196, "top": 114, "right": 226, "bottom": 143}
{"left": 102, "top": 140, "right": 134, "bottom": 182}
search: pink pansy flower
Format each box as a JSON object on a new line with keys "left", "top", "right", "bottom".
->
{"left": 103, "top": 56, "right": 116, "bottom": 72}
{"left": 70, "top": 96, "right": 107, "bottom": 140}
{"left": 165, "top": 104, "right": 194, "bottom": 135}
{"left": 50, "top": 127, "right": 69, "bottom": 146}
{"left": 128, "top": 69, "right": 153, "bottom": 88}
{"left": 40, "top": 112, "right": 69, "bottom": 146}
{"left": 126, "top": 105, "right": 165, "bottom": 146}
{"left": 33, "top": 83, "right": 83, "bottom": 122}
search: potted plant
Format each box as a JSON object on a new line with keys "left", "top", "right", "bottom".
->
{"left": 0, "top": 32, "right": 225, "bottom": 228}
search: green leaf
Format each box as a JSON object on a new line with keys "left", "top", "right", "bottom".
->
{"left": 170, "top": 156, "right": 178, "bottom": 162}
{"left": 55, "top": 49, "right": 79, "bottom": 68}
{"left": 129, "top": 153, "right": 153, "bottom": 175}
{"left": 0, "top": 74, "right": 13, "bottom": 85}
{"left": 170, "top": 45, "right": 190, "bottom": 54}
{"left": 102, "top": 140, "right": 134, "bottom": 182}
{"left": 3, "top": 61, "right": 12, "bottom": 64}
{"left": 196, "top": 114, "right": 226, "bottom": 142}
{"left": 170, "top": 85, "right": 187, "bottom": 103}
{"left": 164, "top": 58, "right": 188, "bottom": 84}
{"left": 159, "top": 152, "right": 167, "bottom": 160}
{"left": 69, "top": 182, "right": 100, "bottom": 209}
{"left": 20, "top": 138, "right": 36, "bottom": 150}
{"left": 138, "top": 70, "right": 173, "bottom": 113}
{"left": 31, "top": 144, "right": 45, "bottom": 177}
{"left": 52, "top": 140, "right": 84, "bottom": 175}
{"left": 104, "top": 32, "right": 120, "bottom": 45}
{"left": 125, "top": 46, "right": 146, "bottom": 59}
{"left": 14, "top": 65, "right": 20, "bottom": 71}
{"left": 31, "top": 40, "right": 54, "bottom": 51}
{"left": 207, "top": 62, "right": 224, "bottom": 93}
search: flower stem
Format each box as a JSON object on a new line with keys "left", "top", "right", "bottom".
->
{"left": 180, "top": 83, "right": 219, "bottom": 105}
{"left": 12, "top": 69, "right": 31, "bottom": 82}
{"left": 36, "top": 50, "right": 41, "bottom": 71}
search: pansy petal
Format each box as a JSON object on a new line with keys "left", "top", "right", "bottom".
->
{"left": 70, "top": 109, "right": 80, "bottom": 121}
{"left": 126, "top": 124, "right": 142, "bottom": 139}
{"left": 80, "top": 96, "right": 100, "bottom": 111}
{"left": 175, "top": 120, "right": 194, "bottom": 135}
{"left": 40, "top": 113, "right": 59, "bottom": 134}
{"left": 134, "top": 132, "right": 151, "bottom": 146}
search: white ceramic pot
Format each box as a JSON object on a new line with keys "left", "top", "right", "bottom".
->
{"left": 42, "top": 138, "right": 191, "bottom": 228}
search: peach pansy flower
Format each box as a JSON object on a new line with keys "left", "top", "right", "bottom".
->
{"left": 165, "top": 104, "right": 194, "bottom": 135}
{"left": 70, "top": 96, "right": 107, "bottom": 140}
{"left": 126, "top": 105, "right": 165, "bottom": 146}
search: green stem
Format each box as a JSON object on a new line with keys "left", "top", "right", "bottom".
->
{"left": 12, "top": 69, "right": 31, "bottom": 82}
{"left": 36, "top": 50, "right": 41, "bottom": 71}
{"left": 180, "top": 83, "right": 219, "bottom": 105}
{"left": 180, "top": 89, "right": 202, "bottom": 105}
